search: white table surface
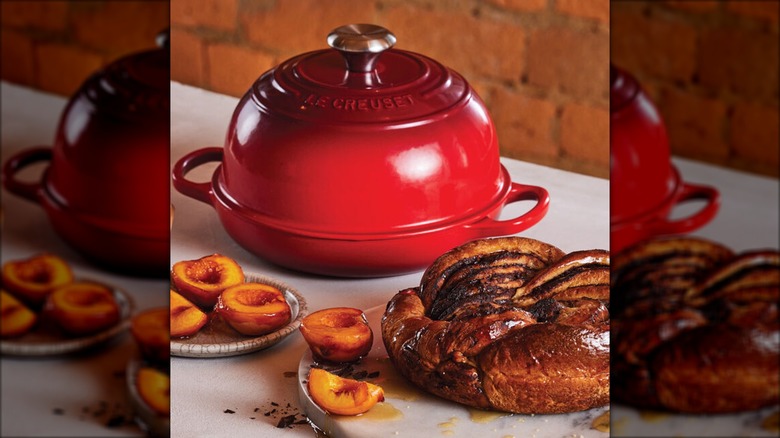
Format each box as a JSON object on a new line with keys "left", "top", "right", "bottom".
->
{"left": 1, "top": 81, "right": 169, "bottom": 436}
{"left": 2, "top": 80, "right": 777, "bottom": 437}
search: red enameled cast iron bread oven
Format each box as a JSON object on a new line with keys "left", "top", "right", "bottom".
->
{"left": 173, "top": 24, "right": 550, "bottom": 277}
{"left": 3, "top": 33, "right": 170, "bottom": 277}
{"left": 610, "top": 65, "right": 719, "bottom": 253}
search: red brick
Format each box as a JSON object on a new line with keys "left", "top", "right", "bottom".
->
{"left": 726, "top": 0, "right": 780, "bottom": 23}
{"left": 0, "top": 1, "right": 67, "bottom": 31}
{"left": 556, "top": 0, "right": 609, "bottom": 24}
{"left": 484, "top": 0, "right": 548, "bottom": 13}
{"left": 71, "top": 1, "right": 170, "bottom": 59}
{"left": 659, "top": 87, "right": 729, "bottom": 161}
{"left": 560, "top": 102, "right": 609, "bottom": 168}
{"left": 171, "top": 28, "right": 205, "bottom": 87}
{"left": 0, "top": 29, "right": 35, "bottom": 86}
{"left": 526, "top": 27, "right": 609, "bottom": 103}
{"left": 730, "top": 102, "right": 779, "bottom": 170}
{"left": 698, "top": 28, "right": 779, "bottom": 98}
{"left": 663, "top": 0, "right": 720, "bottom": 13}
{"left": 489, "top": 86, "right": 558, "bottom": 161}
{"left": 206, "top": 43, "right": 276, "bottom": 97}
{"left": 610, "top": 10, "right": 697, "bottom": 82}
{"left": 241, "top": 0, "right": 375, "bottom": 56}
{"left": 35, "top": 43, "right": 105, "bottom": 96}
{"left": 385, "top": 6, "right": 525, "bottom": 82}
{"left": 171, "top": 0, "right": 238, "bottom": 31}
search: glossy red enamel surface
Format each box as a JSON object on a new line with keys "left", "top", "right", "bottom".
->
{"left": 2, "top": 36, "right": 170, "bottom": 276}
{"left": 610, "top": 66, "right": 719, "bottom": 253}
{"left": 173, "top": 25, "right": 549, "bottom": 276}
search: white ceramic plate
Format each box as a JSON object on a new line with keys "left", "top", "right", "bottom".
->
{"left": 298, "top": 305, "right": 610, "bottom": 438}
{"left": 170, "top": 273, "right": 308, "bottom": 358}
{"left": 0, "top": 282, "right": 134, "bottom": 356}
{"left": 126, "top": 358, "right": 170, "bottom": 437}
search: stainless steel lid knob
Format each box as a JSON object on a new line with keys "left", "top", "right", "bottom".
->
{"left": 327, "top": 24, "right": 397, "bottom": 73}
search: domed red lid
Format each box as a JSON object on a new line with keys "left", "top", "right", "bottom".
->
{"left": 83, "top": 30, "right": 170, "bottom": 120}
{"left": 610, "top": 64, "right": 639, "bottom": 113}
{"left": 251, "top": 24, "right": 472, "bottom": 125}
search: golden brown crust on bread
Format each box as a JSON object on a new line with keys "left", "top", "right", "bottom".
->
{"left": 382, "top": 237, "right": 609, "bottom": 414}
{"left": 612, "top": 237, "right": 780, "bottom": 413}
{"left": 478, "top": 323, "right": 609, "bottom": 413}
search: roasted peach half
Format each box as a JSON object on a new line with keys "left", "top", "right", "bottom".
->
{"left": 215, "top": 283, "right": 291, "bottom": 336}
{"left": 44, "top": 282, "right": 120, "bottom": 336}
{"left": 300, "top": 307, "right": 373, "bottom": 363}
{"left": 170, "top": 289, "right": 208, "bottom": 338}
{"left": 136, "top": 367, "right": 170, "bottom": 417}
{"left": 2, "top": 253, "right": 74, "bottom": 307}
{"left": 1, "top": 289, "right": 38, "bottom": 338}
{"left": 131, "top": 307, "right": 170, "bottom": 363}
{"left": 307, "top": 367, "right": 384, "bottom": 416}
{"left": 171, "top": 254, "right": 245, "bottom": 309}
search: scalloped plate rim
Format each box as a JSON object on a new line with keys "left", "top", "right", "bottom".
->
{"left": 0, "top": 281, "right": 135, "bottom": 356}
{"left": 169, "top": 273, "right": 308, "bottom": 358}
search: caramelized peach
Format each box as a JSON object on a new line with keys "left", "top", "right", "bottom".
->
{"left": 300, "top": 307, "right": 373, "bottom": 363}
{"left": 215, "top": 283, "right": 291, "bottom": 336}
{"left": 44, "top": 282, "right": 120, "bottom": 336}
{"left": 170, "top": 289, "right": 208, "bottom": 338}
{"left": 171, "top": 254, "right": 245, "bottom": 309}
{"left": 131, "top": 308, "right": 170, "bottom": 363}
{"left": 1, "top": 289, "right": 38, "bottom": 338}
{"left": 307, "top": 367, "right": 384, "bottom": 415}
{"left": 2, "top": 253, "right": 74, "bottom": 307}
{"left": 136, "top": 367, "right": 170, "bottom": 417}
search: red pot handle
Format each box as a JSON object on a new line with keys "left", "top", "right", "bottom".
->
{"left": 2, "top": 147, "right": 51, "bottom": 203}
{"left": 171, "top": 147, "right": 222, "bottom": 205}
{"left": 648, "top": 181, "right": 720, "bottom": 235}
{"left": 464, "top": 183, "right": 550, "bottom": 236}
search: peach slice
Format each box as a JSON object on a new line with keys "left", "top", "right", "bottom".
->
{"left": 2, "top": 253, "right": 74, "bottom": 307}
{"left": 170, "top": 289, "right": 208, "bottom": 338}
{"left": 131, "top": 307, "right": 170, "bottom": 363}
{"left": 44, "top": 282, "right": 120, "bottom": 336}
{"left": 300, "top": 307, "right": 373, "bottom": 363}
{"left": 171, "top": 254, "right": 245, "bottom": 309}
{"left": 215, "top": 283, "right": 291, "bottom": 336}
{"left": 1, "top": 289, "right": 38, "bottom": 338}
{"left": 136, "top": 367, "right": 170, "bottom": 417}
{"left": 307, "top": 367, "right": 384, "bottom": 415}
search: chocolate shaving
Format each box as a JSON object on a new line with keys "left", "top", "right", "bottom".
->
{"left": 105, "top": 414, "right": 128, "bottom": 428}
{"left": 276, "top": 414, "right": 297, "bottom": 428}
{"left": 224, "top": 409, "right": 235, "bottom": 414}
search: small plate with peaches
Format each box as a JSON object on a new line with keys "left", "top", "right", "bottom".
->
{"left": 1, "top": 253, "right": 134, "bottom": 356}
{"left": 127, "top": 307, "right": 170, "bottom": 437}
{"left": 169, "top": 254, "right": 308, "bottom": 358}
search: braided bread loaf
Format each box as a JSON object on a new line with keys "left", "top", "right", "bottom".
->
{"left": 381, "top": 237, "right": 610, "bottom": 414}
{"left": 612, "top": 236, "right": 779, "bottom": 413}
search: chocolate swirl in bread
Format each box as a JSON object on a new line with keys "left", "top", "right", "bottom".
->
{"left": 612, "top": 236, "right": 779, "bottom": 413}
{"left": 381, "top": 237, "right": 610, "bottom": 414}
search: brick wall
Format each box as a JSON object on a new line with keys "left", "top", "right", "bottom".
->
{"left": 612, "top": 0, "right": 779, "bottom": 178}
{"left": 1, "top": 0, "right": 169, "bottom": 97}
{"left": 170, "top": 0, "right": 610, "bottom": 178}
